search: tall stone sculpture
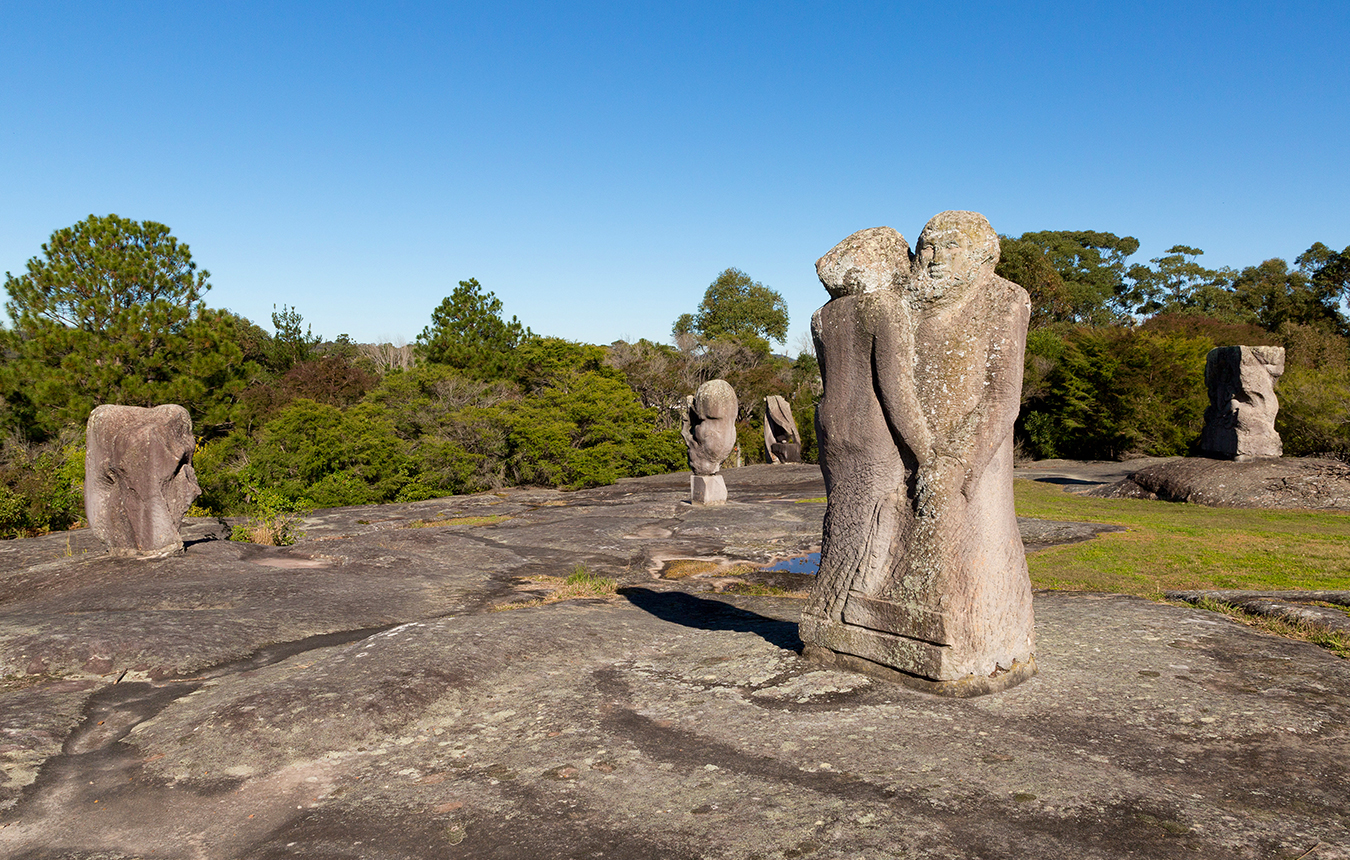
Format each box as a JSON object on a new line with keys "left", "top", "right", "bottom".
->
{"left": 85, "top": 404, "right": 201, "bottom": 558}
{"left": 681, "top": 379, "right": 738, "bottom": 505}
{"left": 800, "top": 212, "right": 1036, "bottom": 696}
{"left": 1199, "top": 345, "right": 1285, "bottom": 460}
{"left": 763, "top": 395, "right": 802, "bottom": 463}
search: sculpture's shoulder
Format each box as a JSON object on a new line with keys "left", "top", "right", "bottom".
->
{"left": 988, "top": 275, "right": 1031, "bottom": 329}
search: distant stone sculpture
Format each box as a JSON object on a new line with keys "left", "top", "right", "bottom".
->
{"left": 1199, "top": 346, "right": 1285, "bottom": 460}
{"left": 681, "top": 379, "right": 738, "bottom": 505}
{"left": 800, "top": 212, "right": 1036, "bottom": 696}
{"left": 85, "top": 405, "right": 201, "bottom": 558}
{"left": 763, "top": 396, "right": 802, "bottom": 463}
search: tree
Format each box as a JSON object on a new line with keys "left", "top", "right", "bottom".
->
{"left": 675, "top": 268, "right": 788, "bottom": 353}
{"left": 1012, "top": 231, "right": 1141, "bottom": 324}
{"left": 268, "top": 304, "right": 321, "bottom": 372}
{"left": 417, "top": 278, "right": 533, "bottom": 379}
{"left": 1, "top": 214, "right": 252, "bottom": 436}
{"left": 1121, "top": 245, "right": 1223, "bottom": 316}
{"left": 996, "top": 237, "right": 1072, "bottom": 328}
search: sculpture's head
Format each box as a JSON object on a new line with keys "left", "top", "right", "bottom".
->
{"left": 816, "top": 227, "right": 911, "bottom": 299}
{"left": 913, "top": 211, "right": 999, "bottom": 303}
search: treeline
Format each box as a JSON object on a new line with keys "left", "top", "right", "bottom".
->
{"left": 3, "top": 215, "right": 1348, "bottom": 540}
{"left": 0, "top": 216, "right": 817, "bottom": 537}
{"left": 1001, "top": 231, "right": 1350, "bottom": 460}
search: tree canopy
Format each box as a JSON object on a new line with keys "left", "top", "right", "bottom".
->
{"left": 417, "top": 278, "right": 533, "bottom": 380}
{"left": 1, "top": 214, "right": 252, "bottom": 436}
{"left": 674, "top": 268, "right": 788, "bottom": 353}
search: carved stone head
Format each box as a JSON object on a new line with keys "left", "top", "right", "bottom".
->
{"left": 816, "top": 226, "right": 912, "bottom": 299}
{"left": 913, "top": 211, "right": 1000, "bottom": 304}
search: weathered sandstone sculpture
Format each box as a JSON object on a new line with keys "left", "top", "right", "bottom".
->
{"left": 763, "top": 395, "right": 802, "bottom": 463}
{"left": 800, "top": 212, "right": 1036, "bottom": 696}
{"left": 681, "top": 379, "right": 738, "bottom": 505}
{"left": 85, "top": 404, "right": 201, "bottom": 558}
{"left": 1199, "top": 345, "right": 1284, "bottom": 460}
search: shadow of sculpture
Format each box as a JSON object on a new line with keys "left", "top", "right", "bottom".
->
{"left": 619, "top": 587, "right": 803, "bottom": 653}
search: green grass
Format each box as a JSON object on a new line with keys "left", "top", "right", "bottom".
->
{"left": 1014, "top": 478, "right": 1350, "bottom": 596}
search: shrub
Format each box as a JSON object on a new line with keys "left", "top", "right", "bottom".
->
{"left": 0, "top": 436, "right": 84, "bottom": 538}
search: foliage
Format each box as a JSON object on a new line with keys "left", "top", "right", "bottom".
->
{"left": 1, "top": 215, "right": 257, "bottom": 437}
{"left": 503, "top": 352, "right": 686, "bottom": 489}
{"left": 996, "top": 237, "right": 1072, "bottom": 328}
{"left": 268, "top": 304, "right": 322, "bottom": 372}
{"left": 418, "top": 278, "right": 533, "bottom": 380}
{"left": 1019, "top": 327, "right": 1212, "bottom": 460}
{"left": 1121, "top": 245, "right": 1222, "bottom": 316}
{"left": 0, "top": 436, "right": 84, "bottom": 538}
{"left": 229, "top": 487, "right": 309, "bottom": 546}
{"left": 1014, "top": 479, "right": 1350, "bottom": 595}
{"left": 246, "top": 399, "right": 425, "bottom": 508}
{"left": 1275, "top": 366, "right": 1350, "bottom": 458}
{"left": 675, "top": 268, "right": 788, "bottom": 353}
{"left": 1011, "top": 230, "right": 1140, "bottom": 325}
{"left": 362, "top": 364, "right": 516, "bottom": 495}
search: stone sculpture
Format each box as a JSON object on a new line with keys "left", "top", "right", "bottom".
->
{"left": 799, "top": 212, "right": 1036, "bottom": 696}
{"left": 681, "top": 379, "right": 738, "bottom": 505}
{"left": 1199, "top": 345, "right": 1284, "bottom": 460}
{"left": 85, "top": 404, "right": 201, "bottom": 558}
{"left": 763, "top": 395, "right": 802, "bottom": 463}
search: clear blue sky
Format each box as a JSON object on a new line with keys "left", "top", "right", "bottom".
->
{"left": 3, "top": 2, "right": 1347, "bottom": 353}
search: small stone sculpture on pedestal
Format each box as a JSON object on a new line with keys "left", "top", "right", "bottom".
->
{"left": 763, "top": 395, "right": 802, "bottom": 463}
{"left": 800, "top": 212, "right": 1036, "bottom": 696}
{"left": 85, "top": 404, "right": 201, "bottom": 558}
{"left": 1199, "top": 345, "right": 1285, "bottom": 460}
{"left": 681, "top": 380, "right": 738, "bottom": 505}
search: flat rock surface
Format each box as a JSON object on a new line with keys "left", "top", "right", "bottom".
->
{"left": 1090, "top": 456, "right": 1350, "bottom": 510}
{"left": 2, "top": 464, "right": 1349, "bottom": 859}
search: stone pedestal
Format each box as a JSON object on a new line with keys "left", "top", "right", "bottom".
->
{"left": 690, "top": 474, "right": 727, "bottom": 506}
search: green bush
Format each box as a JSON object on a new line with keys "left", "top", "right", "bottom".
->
{"left": 1019, "top": 327, "right": 1212, "bottom": 460}
{"left": 0, "top": 437, "right": 84, "bottom": 538}
{"left": 1276, "top": 366, "right": 1350, "bottom": 458}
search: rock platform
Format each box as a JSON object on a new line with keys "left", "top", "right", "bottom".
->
{"left": 1, "top": 464, "right": 1348, "bottom": 858}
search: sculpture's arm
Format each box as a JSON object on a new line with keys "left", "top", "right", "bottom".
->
{"left": 952, "top": 289, "right": 1029, "bottom": 495}
{"left": 869, "top": 294, "right": 934, "bottom": 462}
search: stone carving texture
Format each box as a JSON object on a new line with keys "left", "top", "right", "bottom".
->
{"left": 800, "top": 213, "right": 1036, "bottom": 695}
{"left": 681, "top": 380, "right": 739, "bottom": 476}
{"left": 763, "top": 395, "right": 802, "bottom": 463}
{"left": 85, "top": 404, "right": 201, "bottom": 558}
{"left": 1199, "top": 346, "right": 1284, "bottom": 460}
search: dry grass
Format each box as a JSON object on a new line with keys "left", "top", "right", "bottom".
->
{"left": 491, "top": 565, "right": 618, "bottom": 611}
{"left": 660, "top": 559, "right": 759, "bottom": 580}
{"left": 406, "top": 514, "right": 511, "bottom": 529}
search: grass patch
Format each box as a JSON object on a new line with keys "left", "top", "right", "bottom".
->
{"left": 406, "top": 514, "right": 511, "bottom": 528}
{"left": 492, "top": 565, "right": 618, "bottom": 611}
{"left": 660, "top": 559, "right": 760, "bottom": 579}
{"left": 1014, "top": 478, "right": 1350, "bottom": 596}
{"left": 721, "top": 581, "right": 809, "bottom": 598}
{"left": 1177, "top": 596, "right": 1350, "bottom": 660}
{"left": 795, "top": 497, "right": 827, "bottom": 504}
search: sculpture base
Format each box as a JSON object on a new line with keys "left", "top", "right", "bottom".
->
{"left": 690, "top": 474, "right": 726, "bottom": 506}
{"left": 803, "top": 644, "right": 1037, "bottom": 698}
{"left": 106, "top": 541, "right": 185, "bottom": 560}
